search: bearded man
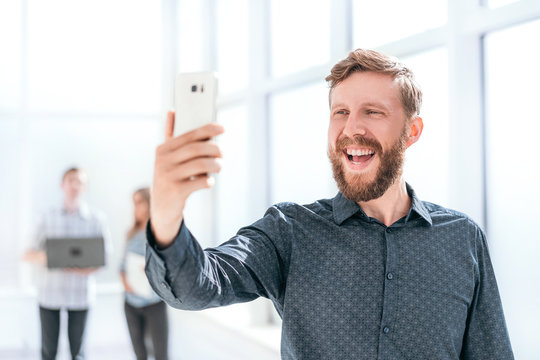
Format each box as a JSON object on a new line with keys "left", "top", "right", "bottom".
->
{"left": 145, "top": 49, "right": 514, "bottom": 360}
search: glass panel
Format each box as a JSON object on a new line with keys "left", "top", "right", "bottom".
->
{"left": 0, "top": 120, "right": 21, "bottom": 287}
{"left": 402, "top": 47, "right": 449, "bottom": 206}
{"left": 484, "top": 19, "right": 540, "bottom": 359}
{"left": 485, "top": 0, "right": 519, "bottom": 8}
{"left": 215, "top": 105, "right": 250, "bottom": 239}
{"left": 269, "top": 82, "right": 336, "bottom": 204}
{"left": 270, "top": 0, "right": 330, "bottom": 77}
{"left": 26, "top": 0, "right": 162, "bottom": 113}
{"left": 0, "top": 0, "right": 22, "bottom": 110}
{"left": 177, "top": 0, "right": 205, "bottom": 73}
{"left": 353, "top": 0, "right": 447, "bottom": 48}
{"left": 27, "top": 117, "right": 161, "bottom": 284}
{"left": 217, "top": 0, "right": 249, "bottom": 94}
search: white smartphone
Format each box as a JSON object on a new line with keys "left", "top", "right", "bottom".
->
{"left": 173, "top": 71, "right": 218, "bottom": 137}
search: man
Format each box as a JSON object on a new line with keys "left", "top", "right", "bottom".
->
{"left": 23, "top": 167, "right": 111, "bottom": 360}
{"left": 145, "top": 49, "right": 514, "bottom": 359}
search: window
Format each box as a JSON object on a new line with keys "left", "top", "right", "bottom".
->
{"left": 353, "top": 0, "right": 447, "bottom": 48}
{"left": 402, "top": 48, "right": 449, "bottom": 206}
{"left": 269, "top": 82, "right": 336, "bottom": 204}
{"left": 26, "top": 0, "right": 162, "bottom": 113}
{"left": 216, "top": 0, "right": 249, "bottom": 94}
{"left": 0, "top": 120, "right": 21, "bottom": 287}
{"left": 484, "top": 0, "right": 520, "bottom": 8}
{"left": 270, "top": 0, "right": 331, "bottom": 77}
{"left": 177, "top": 0, "right": 205, "bottom": 72}
{"left": 0, "top": 0, "right": 22, "bottom": 110}
{"left": 6, "top": 0, "right": 165, "bottom": 288}
{"left": 484, "top": 19, "right": 540, "bottom": 359}
{"left": 215, "top": 105, "right": 251, "bottom": 239}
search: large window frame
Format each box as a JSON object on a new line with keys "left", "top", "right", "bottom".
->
{"left": 198, "top": 0, "right": 540, "bottom": 229}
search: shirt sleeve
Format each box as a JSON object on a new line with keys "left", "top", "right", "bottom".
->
{"left": 144, "top": 205, "right": 292, "bottom": 311}
{"left": 32, "top": 213, "right": 47, "bottom": 250}
{"left": 460, "top": 226, "right": 514, "bottom": 359}
{"left": 97, "top": 212, "right": 113, "bottom": 267}
{"left": 119, "top": 241, "right": 128, "bottom": 273}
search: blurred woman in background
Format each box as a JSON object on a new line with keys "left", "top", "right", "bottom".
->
{"left": 120, "top": 188, "right": 169, "bottom": 360}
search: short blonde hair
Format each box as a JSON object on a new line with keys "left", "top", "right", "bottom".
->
{"left": 326, "top": 48, "right": 422, "bottom": 119}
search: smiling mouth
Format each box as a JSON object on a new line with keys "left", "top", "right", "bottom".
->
{"left": 344, "top": 148, "right": 375, "bottom": 165}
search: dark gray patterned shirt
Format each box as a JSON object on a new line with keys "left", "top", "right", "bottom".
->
{"left": 145, "top": 185, "right": 513, "bottom": 359}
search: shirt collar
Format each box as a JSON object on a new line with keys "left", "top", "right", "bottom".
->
{"left": 332, "top": 183, "right": 432, "bottom": 226}
{"left": 61, "top": 202, "right": 90, "bottom": 219}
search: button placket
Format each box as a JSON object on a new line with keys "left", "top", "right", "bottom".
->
{"left": 378, "top": 225, "right": 399, "bottom": 353}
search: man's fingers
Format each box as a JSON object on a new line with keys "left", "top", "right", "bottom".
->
{"left": 168, "top": 158, "right": 222, "bottom": 182}
{"left": 164, "top": 141, "right": 222, "bottom": 166}
{"left": 165, "top": 111, "right": 175, "bottom": 141}
{"left": 180, "top": 175, "right": 216, "bottom": 193}
{"left": 161, "top": 123, "right": 224, "bottom": 152}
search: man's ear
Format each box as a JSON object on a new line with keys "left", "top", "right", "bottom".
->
{"left": 406, "top": 116, "right": 423, "bottom": 148}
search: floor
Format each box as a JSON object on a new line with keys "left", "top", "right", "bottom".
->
{"left": 0, "top": 293, "right": 280, "bottom": 360}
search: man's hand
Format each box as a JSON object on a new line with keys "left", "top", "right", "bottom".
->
{"left": 22, "top": 249, "right": 46, "bottom": 266}
{"left": 150, "top": 111, "right": 224, "bottom": 247}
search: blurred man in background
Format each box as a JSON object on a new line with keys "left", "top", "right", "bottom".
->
{"left": 23, "top": 167, "right": 111, "bottom": 360}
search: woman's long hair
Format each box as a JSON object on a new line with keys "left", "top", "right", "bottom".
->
{"left": 126, "top": 187, "right": 150, "bottom": 241}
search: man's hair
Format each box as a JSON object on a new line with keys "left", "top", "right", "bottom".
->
{"left": 325, "top": 48, "right": 422, "bottom": 119}
{"left": 61, "top": 167, "right": 82, "bottom": 182}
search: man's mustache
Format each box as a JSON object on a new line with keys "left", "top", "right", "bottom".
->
{"left": 334, "top": 135, "right": 382, "bottom": 153}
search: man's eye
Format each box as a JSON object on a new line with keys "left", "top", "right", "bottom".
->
{"left": 335, "top": 110, "right": 348, "bottom": 115}
{"left": 367, "top": 110, "right": 381, "bottom": 115}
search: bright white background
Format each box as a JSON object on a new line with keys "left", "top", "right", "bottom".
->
{"left": 1, "top": 0, "right": 539, "bottom": 358}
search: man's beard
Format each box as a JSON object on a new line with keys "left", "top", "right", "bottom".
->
{"left": 328, "top": 126, "right": 408, "bottom": 203}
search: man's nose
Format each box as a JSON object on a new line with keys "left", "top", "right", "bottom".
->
{"left": 343, "top": 112, "right": 367, "bottom": 138}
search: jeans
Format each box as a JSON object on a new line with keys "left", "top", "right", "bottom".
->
{"left": 39, "top": 306, "right": 88, "bottom": 360}
{"left": 124, "top": 300, "right": 169, "bottom": 360}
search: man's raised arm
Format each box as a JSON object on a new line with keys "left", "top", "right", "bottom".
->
{"left": 150, "top": 110, "right": 224, "bottom": 246}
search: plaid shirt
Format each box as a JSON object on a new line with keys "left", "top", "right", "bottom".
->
{"left": 33, "top": 203, "right": 111, "bottom": 310}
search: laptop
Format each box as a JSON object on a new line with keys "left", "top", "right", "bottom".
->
{"left": 45, "top": 237, "right": 105, "bottom": 269}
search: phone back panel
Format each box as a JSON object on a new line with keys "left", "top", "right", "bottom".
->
{"left": 174, "top": 72, "right": 217, "bottom": 137}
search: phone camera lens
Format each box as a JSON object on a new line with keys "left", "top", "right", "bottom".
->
{"left": 191, "top": 85, "right": 197, "bottom": 92}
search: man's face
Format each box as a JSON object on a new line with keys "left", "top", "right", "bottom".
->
{"left": 327, "top": 71, "right": 410, "bottom": 203}
{"left": 61, "top": 170, "right": 87, "bottom": 201}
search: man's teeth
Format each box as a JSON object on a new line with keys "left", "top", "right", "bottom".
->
{"left": 346, "top": 149, "right": 374, "bottom": 156}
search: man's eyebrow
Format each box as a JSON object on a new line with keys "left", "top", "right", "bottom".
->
{"left": 330, "top": 103, "right": 348, "bottom": 110}
{"left": 362, "top": 102, "right": 390, "bottom": 111}
{"left": 331, "top": 102, "right": 391, "bottom": 112}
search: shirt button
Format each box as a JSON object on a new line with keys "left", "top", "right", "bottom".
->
{"left": 161, "top": 282, "right": 168, "bottom": 289}
{"left": 383, "top": 327, "right": 390, "bottom": 334}
{"left": 387, "top": 273, "right": 394, "bottom": 280}
{"left": 386, "top": 228, "right": 392, "bottom": 233}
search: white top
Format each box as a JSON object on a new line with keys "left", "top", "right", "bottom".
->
{"left": 33, "top": 203, "right": 111, "bottom": 310}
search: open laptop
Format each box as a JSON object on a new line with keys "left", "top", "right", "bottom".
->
{"left": 45, "top": 237, "right": 105, "bottom": 269}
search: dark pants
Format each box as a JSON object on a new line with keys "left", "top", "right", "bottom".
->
{"left": 39, "top": 306, "right": 88, "bottom": 360}
{"left": 124, "top": 301, "right": 169, "bottom": 360}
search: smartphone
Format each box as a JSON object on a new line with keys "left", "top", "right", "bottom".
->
{"left": 173, "top": 71, "right": 218, "bottom": 137}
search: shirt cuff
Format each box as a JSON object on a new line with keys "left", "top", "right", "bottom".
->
{"left": 144, "top": 219, "right": 190, "bottom": 308}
